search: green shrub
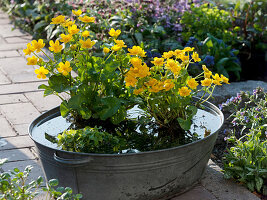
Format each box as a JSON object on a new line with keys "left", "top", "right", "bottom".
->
{"left": 224, "top": 128, "right": 267, "bottom": 193}
{"left": 0, "top": 158, "right": 82, "bottom": 199}
{"left": 221, "top": 87, "right": 267, "bottom": 194}
{"left": 181, "top": 3, "right": 236, "bottom": 44}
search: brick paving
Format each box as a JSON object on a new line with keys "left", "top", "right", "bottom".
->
{"left": 0, "top": 9, "right": 260, "bottom": 200}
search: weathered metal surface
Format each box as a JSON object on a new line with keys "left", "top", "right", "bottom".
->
{"left": 29, "top": 100, "right": 224, "bottom": 200}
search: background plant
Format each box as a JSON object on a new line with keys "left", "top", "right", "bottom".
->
{"left": 220, "top": 87, "right": 267, "bottom": 195}
{"left": 186, "top": 34, "right": 241, "bottom": 80}
{"left": 181, "top": 3, "right": 236, "bottom": 44}
{"left": 0, "top": 158, "right": 82, "bottom": 199}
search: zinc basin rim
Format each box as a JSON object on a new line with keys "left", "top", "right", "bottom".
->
{"left": 28, "top": 99, "right": 224, "bottom": 158}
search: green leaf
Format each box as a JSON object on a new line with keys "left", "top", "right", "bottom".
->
{"left": 38, "top": 84, "right": 54, "bottom": 96}
{"left": 247, "top": 181, "right": 255, "bottom": 191}
{"left": 187, "top": 105, "right": 198, "bottom": 116}
{"left": 255, "top": 177, "right": 263, "bottom": 192}
{"left": 134, "top": 32, "right": 143, "bottom": 45}
{"left": 97, "top": 97, "right": 122, "bottom": 120}
{"left": 48, "top": 75, "right": 71, "bottom": 93}
{"left": 60, "top": 100, "right": 70, "bottom": 118}
{"left": 177, "top": 117, "right": 192, "bottom": 131}
{"left": 33, "top": 21, "right": 47, "bottom": 31}
{"left": 48, "top": 179, "right": 59, "bottom": 187}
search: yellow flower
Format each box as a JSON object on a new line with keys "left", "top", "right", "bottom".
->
{"left": 163, "top": 51, "right": 173, "bottom": 59}
{"left": 60, "top": 34, "right": 72, "bottom": 43}
{"left": 204, "top": 71, "right": 212, "bottom": 78}
{"left": 114, "top": 39, "right": 127, "bottom": 48}
{"left": 62, "top": 19, "right": 75, "bottom": 27}
{"left": 51, "top": 15, "right": 65, "bottom": 24}
{"left": 27, "top": 56, "right": 38, "bottom": 65}
{"left": 109, "top": 28, "right": 121, "bottom": 38}
{"left": 23, "top": 43, "right": 35, "bottom": 56}
{"left": 212, "top": 74, "right": 222, "bottom": 81}
{"left": 111, "top": 45, "right": 121, "bottom": 51}
{"left": 130, "top": 57, "right": 142, "bottom": 67}
{"left": 179, "top": 53, "right": 189, "bottom": 62}
{"left": 145, "top": 78, "right": 158, "bottom": 87}
{"left": 202, "top": 65, "right": 209, "bottom": 72}
{"left": 136, "top": 63, "right": 150, "bottom": 78}
{"left": 79, "top": 39, "right": 96, "bottom": 49}
{"left": 192, "top": 52, "right": 201, "bottom": 62}
{"left": 149, "top": 85, "right": 161, "bottom": 93}
{"left": 31, "top": 39, "right": 45, "bottom": 53}
{"left": 68, "top": 25, "right": 80, "bottom": 35}
{"left": 35, "top": 67, "right": 49, "bottom": 79}
{"left": 212, "top": 74, "right": 223, "bottom": 86}
{"left": 164, "top": 79, "right": 175, "bottom": 91}
{"left": 187, "top": 78, "right": 199, "bottom": 89}
{"left": 78, "top": 16, "right": 95, "bottom": 23}
{"left": 103, "top": 47, "right": 110, "bottom": 54}
{"left": 57, "top": 61, "right": 72, "bottom": 76}
{"left": 178, "top": 87, "right": 191, "bottom": 97}
{"left": 125, "top": 73, "right": 137, "bottom": 87}
{"left": 201, "top": 78, "right": 212, "bottom": 87}
{"left": 133, "top": 88, "right": 144, "bottom": 95}
{"left": 173, "top": 49, "right": 183, "bottom": 57}
{"left": 183, "top": 47, "right": 194, "bottom": 52}
{"left": 128, "top": 46, "right": 146, "bottom": 57}
{"left": 221, "top": 74, "right": 229, "bottom": 84}
{"left": 49, "top": 40, "right": 63, "bottom": 53}
{"left": 165, "top": 59, "right": 181, "bottom": 75}
{"left": 72, "top": 10, "right": 82, "bottom": 16}
{"left": 151, "top": 57, "right": 164, "bottom": 66}
{"left": 82, "top": 30, "right": 90, "bottom": 37}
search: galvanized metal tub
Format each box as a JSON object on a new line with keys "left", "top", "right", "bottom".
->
{"left": 29, "top": 100, "right": 224, "bottom": 200}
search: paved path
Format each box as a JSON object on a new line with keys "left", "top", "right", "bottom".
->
{"left": 0, "top": 9, "right": 260, "bottom": 200}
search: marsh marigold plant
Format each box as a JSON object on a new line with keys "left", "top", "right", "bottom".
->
{"left": 23, "top": 11, "right": 229, "bottom": 149}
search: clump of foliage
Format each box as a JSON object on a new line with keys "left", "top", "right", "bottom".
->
{"left": 221, "top": 87, "right": 267, "bottom": 195}
{"left": 57, "top": 126, "right": 126, "bottom": 153}
{"left": 185, "top": 34, "right": 241, "bottom": 80}
{"left": 181, "top": 3, "right": 236, "bottom": 44}
{"left": 0, "top": 0, "right": 73, "bottom": 41}
{"left": 0, "top": 158, "right": 82, "bottom": 199}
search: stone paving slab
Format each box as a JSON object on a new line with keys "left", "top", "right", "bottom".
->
{"left": 172, "top": 184, "right": 217, "bottom": 200}
{"left": 13, "top": 124, "right": 30, "bottom": 136}
{"left": 0, "top": 93, "right": 28, "bottom": 105}
{"left": 5, "top": 36, "right": 31, "bottom": 44}
{"left": 0, "top": 81, "right": 44, "bottom": 95}
{"left": 0, "top": 18, "right": 11, "bottom": 25}
{"left": 0, "top": 42, "right": 29, "bottom": 51}
{"left": 1, "top": 148, "right": 36, "bottom": 162}
{"left": 0, "top": 115, "right": 17, "bottom": 137}
{"left": 0, "top": 69, "right": 11, "bottom": 84}
{"left": 0, "top": 50, "right": 20, "bottom": 58}
{"left": 0, "top": 24, "right": 28, "bottom": 38}
{"left": 201, "top": 160, "right": 260, "bottom": 200}
{"left": 0, "top": 135, "right": 35, "bottom": 150}
{"left": 0, "top": 102, "right": 40, "bottom": 125}
{"left": 25, "top": 91, "right": 62, "bottom": 113}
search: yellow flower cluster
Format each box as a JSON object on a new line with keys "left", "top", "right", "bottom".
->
{"left": 200, "top": 65, "right": 229, "bottom": 87}
{"left": 124, "top": 47, "right": 229, "bottom": 98}
{"left": 125, "top": 48, "right": 203, "bottom": 97}
{"left": 23, "top": 39, "right": 45, "bottom": 56}
{"left": 23, "top": 10, "right": 98, "bottom": 79}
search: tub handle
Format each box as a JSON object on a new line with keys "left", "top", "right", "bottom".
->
{"left": 54, "top": 152, "right": 92, "bottom": 165}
